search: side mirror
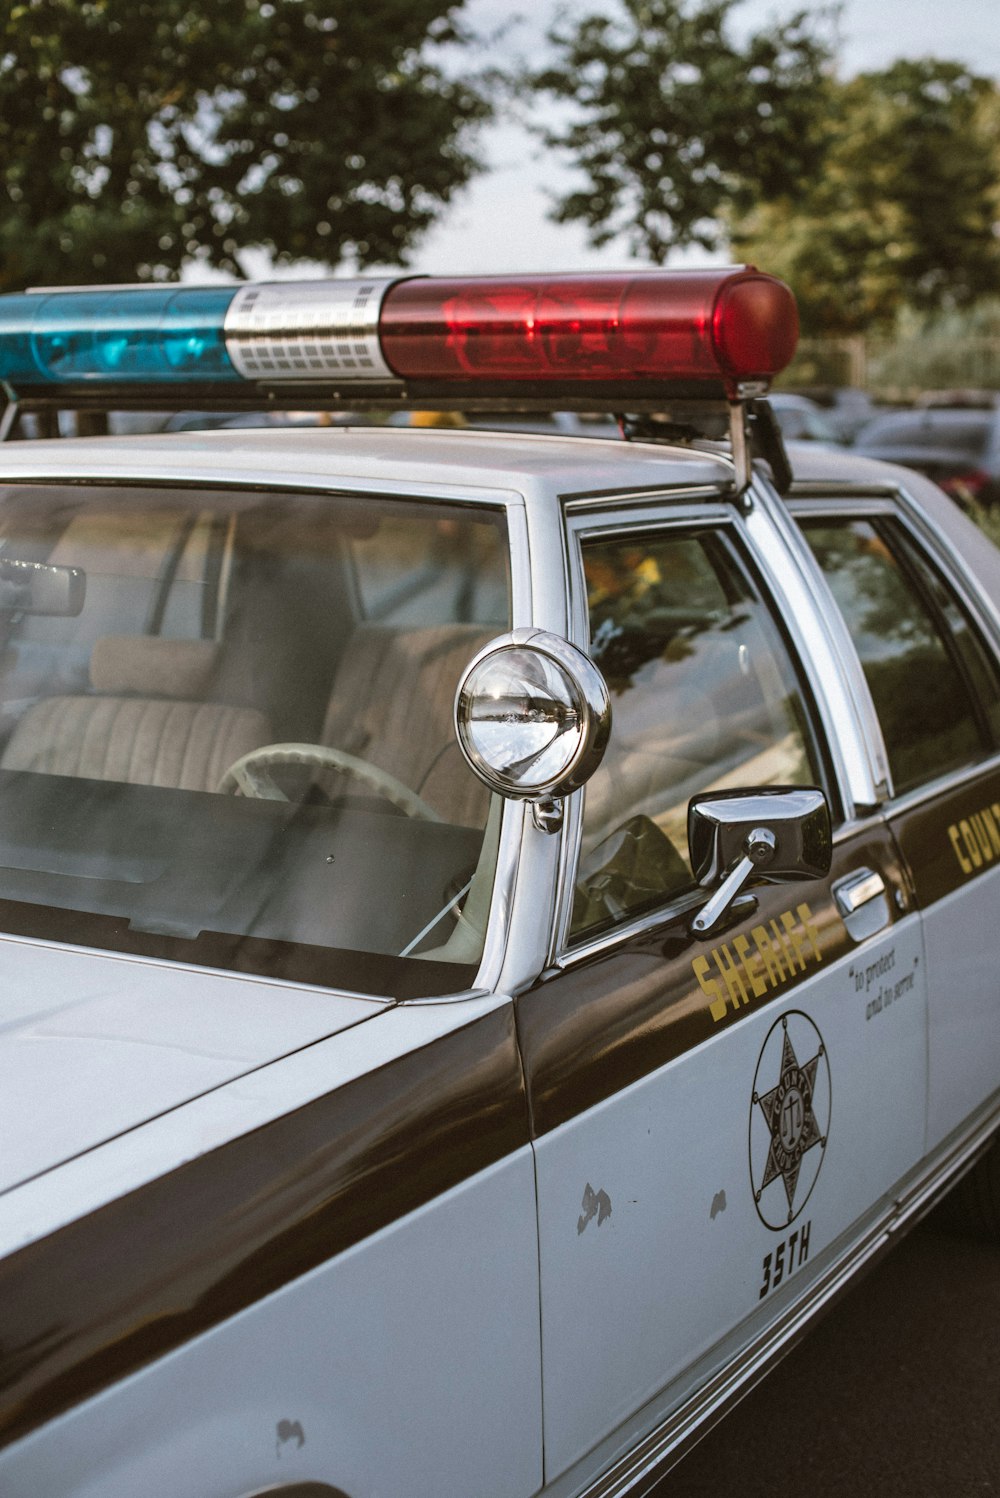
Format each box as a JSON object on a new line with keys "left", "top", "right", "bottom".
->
{"left": 688, "top": 786, "right": 831, "bottom": 937}
{"left": 0, "top": 558, "right": 85, "bottom": 617}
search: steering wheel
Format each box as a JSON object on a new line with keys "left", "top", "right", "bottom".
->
{"left": 218, "top": 742, "right": 442, "bottom": 821}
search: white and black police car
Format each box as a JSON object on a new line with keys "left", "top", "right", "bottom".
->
{"left": 0, "top": 269, "right": 998, "bottom": 1498}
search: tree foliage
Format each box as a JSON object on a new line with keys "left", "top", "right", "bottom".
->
{"left": 733, "top": 60, "right": 1000, "bottom": 333}
{"left": 532, "top": 1, "right": 1000, "bottom": 334}
{"left": 0, "top": 0, "right": 490, "bottom": 291}
{"left": 531, "top": 0, "right": 837, "bottom": 262}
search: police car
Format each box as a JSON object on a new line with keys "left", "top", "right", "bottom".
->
{"left": 0, "top": 269, "right": 998, "bottom": 1498}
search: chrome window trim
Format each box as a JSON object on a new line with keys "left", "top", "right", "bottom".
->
{"left": 892, "top": 486, "right": 1000, "bottom": 653}
{"left": 879, "top": 747, "right": 1000, "bottom": 820}
{"left": 788, "top": 482, "right": 901, "bottom": 499}
{"left": 831, "top": 808, "right": 890, "bottom": 846}
{"left": 748, "top": 480, "right": 889, "bottom": 806}
{"left": 411, "top": 800, "right": 531, "bottom": 1005}
{"left": 548, "top": 888, "right": 706, "bottom": 975}
{"left": 0, "top": 464, "right": 528, "bottom": 509}
{"left": 562, "top": 482, "right": 730, "bottom": 514}
{"left": 564, "top": 498, "right": 735, "bottom": 544}
{"left": 789, "top": 484, "right": 1000, "bottom": 653}
{"left": 384, "top": 489, "right": 539, "bottom": 1001}
{"left": 486, "top": 478, "right": 578, "bottom": 997}
{"left": 550, "top": 500, "right": 736, "bottom": 961}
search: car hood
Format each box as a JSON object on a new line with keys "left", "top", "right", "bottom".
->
{"left": 0, "top": 936, "right": 386, "bottom": 1195}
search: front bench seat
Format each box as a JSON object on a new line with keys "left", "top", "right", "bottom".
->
{"left": 1, "top": 636, "right": 272, "bottom": 794}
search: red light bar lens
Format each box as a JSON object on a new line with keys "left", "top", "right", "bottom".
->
{"left": 380, "top": 269, "right": 798, "bottom": 393}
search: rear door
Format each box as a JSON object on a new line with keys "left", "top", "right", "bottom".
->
{"left": 792, "top": 495, "right": 1000, "bottom": 1152}
{"left": 518, "top": 495, "right": 926, "bottom": 1483}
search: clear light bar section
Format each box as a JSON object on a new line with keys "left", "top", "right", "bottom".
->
{"left": 0, "top": 286, "right": 239, "bottom": 385}
{"left": 224, "top": 280, "right": 397, "bottom": 381}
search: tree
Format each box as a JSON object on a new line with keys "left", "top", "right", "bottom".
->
{"left": 0, "top": 0, "right": 490, "bottom": 291}
{"left": 530, "top": 3, "right": 1000, "bottom": 336}
{"left": 731, "top": 61, "right": 1000, "bottom": 334}
{"left": 529, "top": 0, "right": 837, "bottom": 263}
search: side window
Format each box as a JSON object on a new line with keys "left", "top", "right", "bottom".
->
{"left": 571, "top": 527, "right": 823, "bottom": 943}
{"left": 799, "top": 517, "right": 1000, "bottom": 795}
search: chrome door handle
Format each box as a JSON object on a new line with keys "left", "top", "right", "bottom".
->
{"left": 834, "top": 868, "right": 885, "bottom": 918}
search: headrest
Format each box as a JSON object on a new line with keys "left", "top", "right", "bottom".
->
{"left": 89, "top": 635, "right": 219, "bottom": 699}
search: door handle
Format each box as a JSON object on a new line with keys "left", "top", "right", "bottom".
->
{"left": 834, "top": 868, "right": 892, "bottom": 941}
{"left": 834, "top": 868, "right": 885, "bottom": 918}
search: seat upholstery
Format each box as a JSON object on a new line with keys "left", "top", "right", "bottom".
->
{"left": 320, "top": 622, "right": 495, "bottom": 826}
{"left": 2, "top": 695, "right": 271, "bottom": 793}
{"left": 0, "top": 635, "right": 272, "bottom": 794}
{"left": 1, "top": 624, "right": 494, "bottom": 816}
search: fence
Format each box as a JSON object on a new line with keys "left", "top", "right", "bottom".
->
{"left": 781, "top": 337, "right": 1000, "bottom": 399}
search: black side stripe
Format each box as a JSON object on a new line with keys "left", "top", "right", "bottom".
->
{"left": 890, "top": 763, "right": 1000, "bottom": 907}
{"left": 0, "top": 1005, "right": 528, "bottom": 1451}
{"left": 517, "top": 826, "right": 903, "bottom": 1137}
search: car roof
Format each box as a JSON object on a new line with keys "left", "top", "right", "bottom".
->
{"left": 0, "top": 423, "right": 732, "bottom": 500}
{"left": 787, "top": 442, "right": 1000, "bottom": 609}
{"left": 5, "top": 422, "right": 1000, "bottom": 604}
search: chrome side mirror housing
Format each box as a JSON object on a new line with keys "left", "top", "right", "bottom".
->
{"left": 688, "top": 786, "right": 831, "bottom": 937}
{"left": 455, "top": 629, "right": 611, "bottom": 831}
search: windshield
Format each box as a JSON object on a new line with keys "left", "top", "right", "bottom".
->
{"left": 0, "top": 483, "right": 510, "bottom": 999}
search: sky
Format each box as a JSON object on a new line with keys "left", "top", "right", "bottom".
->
{"left": 403, "top": 0, "right": 1000, "bottom": 276}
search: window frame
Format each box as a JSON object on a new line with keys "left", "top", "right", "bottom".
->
{"left": 788, "top": 487, "right": 1000, "bottom": 814}
{"left": 551, "top": 498, "right": 842, "bottom": 966}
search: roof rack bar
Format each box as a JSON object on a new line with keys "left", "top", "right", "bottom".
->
{"left": 729, "top": 402, "right": 751, "bottom": 496}
{"left": 0, "top": 379, "right": 735, "bottom": 412}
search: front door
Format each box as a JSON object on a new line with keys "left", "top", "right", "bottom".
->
{"left": 518, "top": 509, "right": 926, "bottom": 1482}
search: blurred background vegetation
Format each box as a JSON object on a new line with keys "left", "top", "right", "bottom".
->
{"left": 0, "top": 0, "right": 490, "bottom": 289}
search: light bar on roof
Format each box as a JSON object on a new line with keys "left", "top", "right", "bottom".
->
{"left": 0, "top": 267, "right": 798, "bottom": 399}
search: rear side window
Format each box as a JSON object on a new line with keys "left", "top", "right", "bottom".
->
{"left": 800, "top": 518, "right": 1000, "bottom": 794}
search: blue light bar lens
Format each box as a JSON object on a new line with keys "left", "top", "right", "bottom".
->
{"left": 0, "top": 286, "right": 240, "bottom": 386}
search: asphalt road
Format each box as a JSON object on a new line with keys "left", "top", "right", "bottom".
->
{"left": 657, "top": 1206, "right": 1000, "bottom": 1497}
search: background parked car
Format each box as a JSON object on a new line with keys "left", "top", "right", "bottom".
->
{"left": 768, "top": 392, "right": 845, "bottom": 446}
{"left": 853, "top": 401, "right": 1000, "bottom": 507}
{"left": 778, "top": 386, "right": 881, "bottom": 443}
